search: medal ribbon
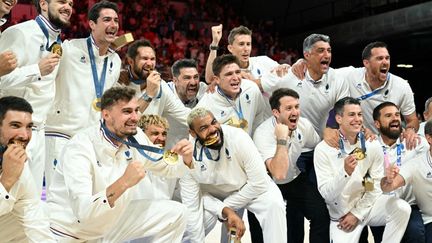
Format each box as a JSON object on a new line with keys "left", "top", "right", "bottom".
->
{"left": 87, "top": 36, "right": 108, "bottom": 100}
{"left": 356, "top": 73, "right": 389, "bottom": 101}
{"left": 35, "top": 16, "right": 61, "bottom": 51}
{"left": 382, "top": 143, "right": 403, "bottom": 167}
{"left": 100, "top": 121, "right": 164, "bottom": 162}
{"left": 338, "top": 131, "right": 366, "bottom": 155}
{"left": 193, "top": 138, "right": 221, "bottom": 162}
{"left": 217, "top": 87, "right": 244, "bottom": 120}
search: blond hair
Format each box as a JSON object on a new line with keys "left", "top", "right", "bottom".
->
{"left": 138, "top": 114, "right": 169, "bottom": 131}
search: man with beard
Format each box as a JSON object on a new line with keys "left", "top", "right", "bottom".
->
{"left": 0, "top": 96, "right": 55, "bottom": 242}
{"left": 253, "top": 88, "right": 329, "bottom": 243}
{"left": 0, "top": 0, "right": 18, "bottom": 84}
{"left": 180, "top": 107, "right": 286, "bottom": 243}
{"left": 47, "top": 87, "right": 192, "bottom": 242}
{"left": 370, "top": 101, "right": 428, "bottom": 243}
{"left": 0, "top": 0, "right": 73, "bottom": 195}
{"left": 196, "top": 54, "right": 265, "bottom": 136}
{"left": 382, "top": 119, "right": 432, "bottom": 243}
{"left": 45, "top": 1, "right": 121, "bottom": 190}
{"left": 314, "top": 97, "right": 411, "bottom": 243}
{"left": 117, "top": 39, "right": 190, "bottom": 147}
{"left": 166, "top": 58, "right": 207, "bottom": 148}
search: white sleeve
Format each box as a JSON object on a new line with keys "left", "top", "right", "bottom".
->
{"left": 180, "top": 172, "right": 206, "bottom": 243}
{"left": 162, "top": 81, "right": 191, "bottom": 128}
{"left": 0, "top": 181, "right": 15, "bottom": 217}
{"left": 314, "top": 143, "right": 351, "bottom": 202}
{"left": 0, "top": 26, "right": 41, "bottom": 89}
{"left": 397, "top": 77, "right": 416, "bottom": 116}
{"left": 60, "top": 137, "right": 131, "bottom": 235}
{"left": 223, "top": 131, "right": 269, "bottom": 209}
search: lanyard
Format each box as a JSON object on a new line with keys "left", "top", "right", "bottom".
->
{"left": 356, "top": 74, "right": 389, "bottom": 101}
{"left": 87, "top": 36, "right": 108, "bottom": 100}
{"left": 383, "top": 143, "right": 403, "bottom": 167}
{"left": 193, "top": 138, "right": 220, "bottom": 162}
{"left": 127, "top": 66, "right": 145, "bottom": 85}
{"left": 217, "top": 87, "right": 244, "bottom": 120}
{"left": 35, "top": 16, "right": 61, "bottom": 51}
{"left": 339, "top": 131, "right": 366, "bottom": 155}
{"left": 100, "top": 122, "right": 164, "bottom": 162}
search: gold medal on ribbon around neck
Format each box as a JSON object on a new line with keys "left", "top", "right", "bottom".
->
{"left": 92, "top": 98, "right": 101, "bottom": 111}
{"left": 351, "top": 147, "right": 366, "bottom": 160}
{"left": 163, "top": 151, "right": 178, "bottom": 165}
{"left": 239, "top": 119, "right": 248, "bottom": 130}
{"left": 51, "top": 43, "right": 63, "bottom": 56}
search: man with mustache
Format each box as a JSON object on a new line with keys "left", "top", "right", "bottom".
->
{"left": 197, "top": 54, "right": 265, "bottom": 136}
{"left": 181, "top": 107, "right": 286, "bottom": 243}
{"left": 370, "top": 101, "right": 428, "bottom": 242}
{"left": 314, "top": 97, "right": 411, "bottom": 243}
{"left": 47, "top": 87, "right": 192, "bottom": 242}
{"left": 45, "top": 1, "right": 122, "bottom": 190}
{"left": 166, "top": 58, "right": 207, "bottom": 148}
{"left": 0, "top": 0, "right": 73, "bottom": 195}
{"left": 0, "top": 0, "right": 18, "bottom": 84}
{"left": 253, "top": 88, "right": 329, "bottom": 243}
{"left": 0, "top": 96, "right": 55, "bottom": 242}
{"left": 381, "top": 119, "right": 432, "bottom": 243}
{"left": 117, "top": 39, "right": 190, "bottom": 147}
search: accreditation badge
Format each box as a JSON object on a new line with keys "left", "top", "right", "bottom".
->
{"left": 92, "top": 98, "right": 101, "bottom": 111}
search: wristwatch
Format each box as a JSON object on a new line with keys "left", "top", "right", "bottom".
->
{"left": 209, "top": 44, "right": 219, "bottom": 51}
{"left": 276, "top": 139, "right": 288, "bottom": 146}
{"left": 141, "top": 92, "right": 153, "bottom": 102}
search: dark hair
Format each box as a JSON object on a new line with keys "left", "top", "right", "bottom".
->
{"left": 362, "top": 41, "right": 388, "bottom": 60}
{"left": 372, "top": 101, "right": 398, "bottom": 121}
{"left": 425, "top": 119, "right": 432, "bottom": 136}
{"left": 127, "top": 39, "right": 155, "bottom": 59}
{"left": 0, "top": 96, "right": 33, "bottom": 125}
{"left": 171, "top": 59, "right": 197, "bottom": 78}
{"left": 33, "top": 0, "right": 46, "bottom": 14}
{"left": 303, "top": 34, "right": 330, "bottom": 53}
{"left": 212, "top": 54, "right": 240, "bottom": 77}
{"left": 228, "top": 25, "right": 252, "bottom": 45}
{"left": 101, "top": 87, "right": 136, "bottom": 110}
{"left": 88, "top": 0, "right": 118, "bottom": 23}
{"left": 269, "top": 88, "right": 300, "bottom": 110}
{"left": 334, "top": 97, "right": 361, "bottom": 116}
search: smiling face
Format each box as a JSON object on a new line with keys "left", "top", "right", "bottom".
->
{"left": 89, "top": 8, "right": 119, "bottom": 47}
{"left": 144, "top": 124, "right": 167, "bottom": 147}
{"left": 228, "top": 34, "right": 252, "bottom": 68}
{"left": 40, "top": 0, "right": 73, "bottom": 28}
{"left": 190, "top": 113, "right": 223, "bottom": 150}
{"left": 375, "top": 105, "right": 402, "bottom": 140}
{"left": 102, "top": 98, "right": 139, "bottom": 139}
{"left": 0, "top": 0, "right": 17, "bottom": 17}
{"left": 304, "top": 40, "right": 331, "bottom": 79}
{"left": 273, "top": 96, "right": 300, "bottom": 131}
{"left": 128, "top": 46, "right": 156, "bottom": 80}
{"left": 0, "top": 110, "right": 33, "bottom": 149}
{"left": 363, "top": 47, "right": 390, "bottom": 84}
{"left": 215, "top": 63, "right": 242, "bottom": 99}
{"left": 173, "top": 67, "right": 200, "bottom": 103}
{"left": 336, "top": 104, "right": 363, "bottom": 137}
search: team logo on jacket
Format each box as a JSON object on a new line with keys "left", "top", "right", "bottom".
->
{"left": 245, "top": 94, "right": 251, "bottom": 104}
{"left": 80, "top": 56, "right": 86, "bottom": 63}
{"left": 427, "top": 172, "right": 432, "bottom": 179}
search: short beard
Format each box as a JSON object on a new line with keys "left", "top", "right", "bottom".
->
{"left": 380, "top": 126, "right": 402, "bottom": 140}
{"left": 198, "top": 129, "right": 224, "bottom": 151}
{"left": 48, "top": 11, "right": 70, "bottom": 29}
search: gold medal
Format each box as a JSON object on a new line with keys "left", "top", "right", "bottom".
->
{"left": 239, "top": 119, "right": 248, "bottom": 130}
{"left": 362, "top": 177, "right": 374, "bottom": 191}
{"left": 92, "top": 98, "right": 101, "bottom": 111}
{"left": 351, "top": 147, "right": 366, "bottom": 160}
{"left": 51, "top": 43, "right": 63, "bottom": 56}
{"left": 226, "top": 117, "right": 240, "bottom": 128}
{"left": 163, "top": 151, "right": 178, "bottom": 165}
{"left": 204, "top": 135, "right": 219, "bottom": 146}
{"left": 228, "top": 227, "right": 241, "bottom": 243}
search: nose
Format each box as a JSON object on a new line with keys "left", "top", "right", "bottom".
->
{"left": 16, "top": 127, "right": 31, "bottom": 142}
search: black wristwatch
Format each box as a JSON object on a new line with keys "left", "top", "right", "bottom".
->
{"left": 141, "top": 92, "right": 153, "bottom": 102}
{"left": 209, "top": 44, "right": 219, "bottom": 51}
{"left": 276, "top": 139, "right": 288, "bottom": 146}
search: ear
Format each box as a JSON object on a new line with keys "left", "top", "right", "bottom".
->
{"left": 39, "top": 0, "right": 49, "bottom": 13}
{"left": 363, "top": 59, "right": 369, "bottom": 67}
{"left": 101, "top": 109, "right": 110, "bottom": 121}
{"left": 189, "top": 129, "right": 197, "bottom": 138}
{"left": 227, "top": 44, "right": 233, "bottom": 53}
{"left": 374, "top": 120, "right": 381, "bottom": 130}
{"left": 126, "top": 56, "right": 134, "bottom": 67}
{"left": 214, "top": 76, "right": 221, "bottom": 85}
{"left": 272, "top": 109, "right": 280, "bottom": 120}
{"left": 335, "top": 113, "right": 342, "bottom": 125}
{"left": 172, "top": 77, "right": 179, "bottom": 84}
{"left": 303, "top": 51, "right": 310, "bottom": 59}
{"left": 89, "top": 20, "right": 96, "bottom": 32}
